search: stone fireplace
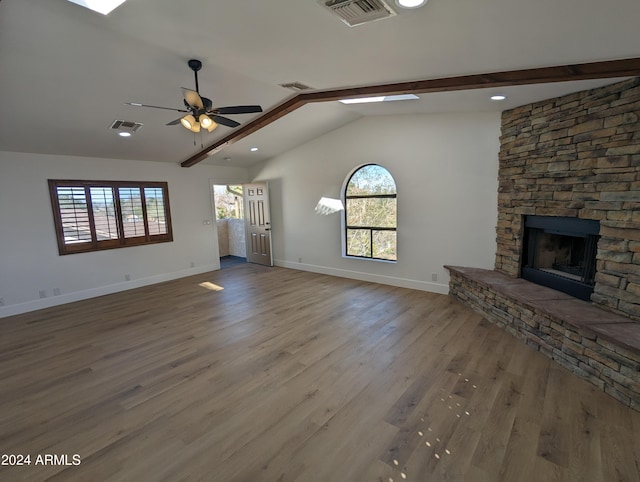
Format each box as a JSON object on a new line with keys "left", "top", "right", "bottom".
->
{"left": 496, "top": 77, "right": 640, "bottom": 320}
{"left": 446, "top": 77, "right": 640, "bottom": 410}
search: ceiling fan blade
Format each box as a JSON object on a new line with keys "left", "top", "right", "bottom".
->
{"left": 212, "top": 105, "right": 263, "bottom": 115}
{"left": 211, "top": 115, "right": 241, "bottom": 128}
{"left": 181, "top": 88, "right": 204, "bottom": 109}
{"left": 166, "top": 117, "right": 184, "bottom": 126}
{"left": 201, "top": 97, "right": 213, "bottom": 111}
{"left": 126, "top": 102, "right": 188, "bottom": 113}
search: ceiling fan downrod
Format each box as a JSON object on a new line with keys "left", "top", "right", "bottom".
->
{"left": 188, "top": 59, "right": 202, "bottom": 93}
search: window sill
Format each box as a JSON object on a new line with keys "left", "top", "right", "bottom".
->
{"left": 343, "top": 255, "right": 397, "bottom": 264}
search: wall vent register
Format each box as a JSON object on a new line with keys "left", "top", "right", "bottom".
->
{"left": 319, "top": 0, "right": 396, "bottom": 27}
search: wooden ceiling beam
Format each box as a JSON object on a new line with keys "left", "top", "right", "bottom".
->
{"left": 181, "top": 57, "right": 640, "bottom": 167}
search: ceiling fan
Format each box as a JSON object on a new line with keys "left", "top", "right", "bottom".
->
{"left": 126, "top": 59, "right": 263, "bottom": 134}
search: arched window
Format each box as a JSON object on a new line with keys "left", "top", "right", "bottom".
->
{"left": 344, "top": 164, "right": 397, "bottom": 261}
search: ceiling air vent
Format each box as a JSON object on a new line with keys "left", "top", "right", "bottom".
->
{"left": 319, "top": 0, "right": 396, "bottom": 27}
{"left": 279, "top": 82, "right": 313, "bottom": 92}
{"left": 110, "top": 120, "right": 143, "bottom": 134}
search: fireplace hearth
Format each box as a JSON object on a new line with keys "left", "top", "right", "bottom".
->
{"left": 521, "top": 215, "right": 599, "bottom": 301}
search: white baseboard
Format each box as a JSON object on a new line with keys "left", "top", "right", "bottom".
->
{"left": 1, "top": 261, "right": 449, "bottom": 319}
{"left": 0, "top": 264, "right": 218, "bottom": 319}
{"left": 274, "top": 259, "right": 449, "bottom": 295}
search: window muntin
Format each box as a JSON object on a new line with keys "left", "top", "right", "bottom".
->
{"left": 344, "top": 164, "right": 397, "bottom": 261}
{"left": 49, "top": 180, "right": 172, "bottom": 255}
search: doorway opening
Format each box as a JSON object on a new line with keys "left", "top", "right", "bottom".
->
{"left": 214, "top": 184, "right": 247, "bottom": 268}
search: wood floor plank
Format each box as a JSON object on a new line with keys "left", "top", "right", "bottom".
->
{"left": 1, "top": 264, "right": 640, "bottom": 481}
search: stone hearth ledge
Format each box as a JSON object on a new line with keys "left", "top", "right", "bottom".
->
{"left": 445, "top": 266, "right": 640, "bottom": 355}
{"left": 445, "top": 266, "right": 640, "bottom": 410}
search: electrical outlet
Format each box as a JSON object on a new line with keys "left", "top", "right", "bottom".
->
{"left": 39, "top": 290, "right": 47, "bottom": 299}
{"left": 190, "top": 261, "right": 195, "bottom": 268}
{"left": 125, "top": 274, "right": 131, "bottom": 281}
{"left": 53, "top": 288, "right": 61, "bottom": 296}
{"left": 0, "top": 298, "right": 4, "bottom": 306}
{"left": 298, "top": 257, "right": 302, "bottom": 263}
{"left": 431, "top": 273, "right": 438, "bottom": 282}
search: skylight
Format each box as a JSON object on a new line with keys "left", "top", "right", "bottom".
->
{"left": 67, "top": 0, "right": 127, "bottom": 15}
{"left": 339, "top": 94, "right": 420, "bottom": 104}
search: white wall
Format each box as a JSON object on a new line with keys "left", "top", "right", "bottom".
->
{"left": 250, "top": 112, "right": 500, "bottom": 293}
{"left": 215, "top": 218, "right": 246, "bottom": 258}
{"left": 216, "top": 220, "right": 230, "bottom": 257}
{"left": 228, "top": 218, "right": 247, "bottom": 258}
{"left": 0, "top": 151, "right": 249, "bottom": 317}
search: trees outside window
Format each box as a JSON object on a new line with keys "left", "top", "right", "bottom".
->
{"left": 344, "top": 164, "right": 397, "bottom": 261}
{"left": 213, "top": 185, "right": 244, "bottom": 220}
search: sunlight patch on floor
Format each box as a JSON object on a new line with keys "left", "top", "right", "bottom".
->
{"left": 388, "top": 371, "right": 479, "bottom": 481}
{"left": 198, "top": 281, "right": 224, "bottom": 291}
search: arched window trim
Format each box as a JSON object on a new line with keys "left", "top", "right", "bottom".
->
{"left": 341, "top": 163, "right": 397, "bottom": 262}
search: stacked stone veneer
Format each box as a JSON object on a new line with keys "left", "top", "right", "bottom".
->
{"left": 447, "top": 267, "right": 640, "bottom": 410}
{"left": 496, "top": 78, "right": 640, "bottom": 320}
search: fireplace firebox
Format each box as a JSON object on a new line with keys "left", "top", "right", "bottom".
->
{"left": 521, "top": 216, "right": 599, "bottom": 301}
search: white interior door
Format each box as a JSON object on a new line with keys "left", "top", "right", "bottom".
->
{"left": 243, "top": 182, "right": 273, "bottom": 266}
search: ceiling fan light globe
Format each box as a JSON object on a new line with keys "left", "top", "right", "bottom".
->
{"left": 206, "top": 120, "right": 218, "bottom": 132}
{"left": 191, "top": 122, "right": 201, "bottom": 133}
{"left": 199, "top": 114, "right": 213, "bottom": 129}
{"left": 180, "top": 114, "right": 196, "bottom": 130}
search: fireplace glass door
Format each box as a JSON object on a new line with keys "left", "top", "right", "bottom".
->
{"left": 521, "top": 216, "right": 599, "bottom": 301}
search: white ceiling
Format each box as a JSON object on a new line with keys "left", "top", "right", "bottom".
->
{"left": 1, "top": 0, "right": 639, "bottom": 168}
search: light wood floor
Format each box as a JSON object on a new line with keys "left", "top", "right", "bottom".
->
{"left": 1, "top": 265, "right": 640, "bottom": 482}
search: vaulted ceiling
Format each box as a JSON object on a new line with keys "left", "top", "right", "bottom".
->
{"left": 1, "top": 0, "right": 639, "bottom": 168}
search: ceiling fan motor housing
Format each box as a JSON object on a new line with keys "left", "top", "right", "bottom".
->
{"left": 188, "top": 59, "right": 202, "bottom": 72}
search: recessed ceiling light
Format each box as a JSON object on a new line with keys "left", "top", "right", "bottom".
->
{"left": 118, "top": 132, "right": 131, "bottom": 137}
{"left": 250, "top": 147, "right": 259, "bottom": 152}
{"left": 395, "top": 0, "right": 428, "bottom": 9}
{"left": 491, "top": 94, "right": 507, "bottom": 101}
{"left": 339, "top": 94, "right": 420, "bottom": 105}
{"left": 67, "top": 0, "right": 127, "bottom": 15}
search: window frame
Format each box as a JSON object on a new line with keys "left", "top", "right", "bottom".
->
{"left": 48, "top": 179, "right": 173, "bottom": 255}
{"left": 343, "top": 164, "right": 397, "bottom": 262}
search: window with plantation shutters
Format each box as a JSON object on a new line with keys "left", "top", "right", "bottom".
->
{"left": 48, "top": 180, "right": 173, "bottom": 255}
